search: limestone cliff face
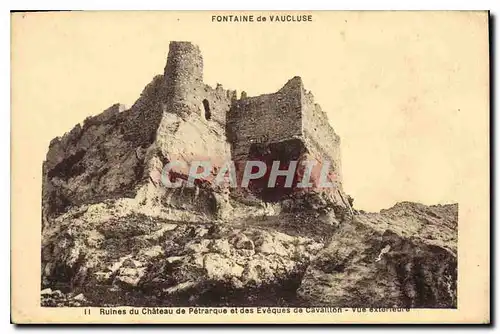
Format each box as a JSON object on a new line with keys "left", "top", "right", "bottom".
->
{"left": 41, "top": 42, "right": 457, "bottom": 308}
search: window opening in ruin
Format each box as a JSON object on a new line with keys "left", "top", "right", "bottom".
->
{"left": 203, "top": 99, "right": 211, "bottom": 120}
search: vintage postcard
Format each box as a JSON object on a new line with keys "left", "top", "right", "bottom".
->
{"left": 11, "top": 11, "right": 490, "bottom": 324}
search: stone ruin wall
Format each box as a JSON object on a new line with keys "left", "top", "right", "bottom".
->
{"left": 227, "top": 77, "right": 303, "bottom": 163}
{"left": 225, "top": 74, "right": 349, "bottom": 211}
{"left": 301, "top": 91, "right": 343, "bottom": 189}
{"left": 299, "top": 90, "right": 348, "bottom": 212}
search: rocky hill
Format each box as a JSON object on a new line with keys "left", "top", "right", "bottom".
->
{"left": 41, "top": 42, "right": 457, "bottom": 308}
{"left": 41, "top": 196, "right": 457, "bottom": 307}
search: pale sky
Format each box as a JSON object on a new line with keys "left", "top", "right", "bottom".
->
{"left": 11, "top": 11, "right": 489, "bottom": 211}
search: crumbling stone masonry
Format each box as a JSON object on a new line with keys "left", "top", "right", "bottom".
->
{"left": 42, "top": 41, "right": 351, "bottom": 225}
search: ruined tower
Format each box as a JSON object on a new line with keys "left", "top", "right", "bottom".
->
{"left": 163, "top": 42, "right": 204, "bottom": 116}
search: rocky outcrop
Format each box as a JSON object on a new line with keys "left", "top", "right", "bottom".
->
{"left": 298, "top": 202, "right": 457, "bottom": 308}
{"left": 41, "top": 74, "right": 166, "bottom": 228}
{"left": 41, "top": 196, "right": 333, "bottom": 306}
{"left": 41, "top": 198, "right": 457, "bottom": 307}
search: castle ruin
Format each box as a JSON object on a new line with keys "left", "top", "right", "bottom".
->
{"left": 42, "top": 41, "right": 351, "bottom": 225}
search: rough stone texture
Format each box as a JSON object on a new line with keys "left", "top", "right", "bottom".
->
{"left": 297, "top": 202, "right": 457, "bottom": 308}
{"left": 302, "top": 90, "right": 343, "bottom": 189}
{"left": 41, "top": 290, "right": 90, "bottom": 307}
{"left": 40, "top": 199, "right": 329, "bottom": 306}
{"left": 41, "top": 199, "right": 457, "bottom": 307}
{"left": 41, "top": 41, "right": 457, "bottom": 308}
{"left": 41, "top": 74, "right": 166, "bottom": 227}
{"left": 42, "top": 41, "right": 351, "bottom": 226}
{"left": 228, "top": 77, "right": 303, "bottom": 162}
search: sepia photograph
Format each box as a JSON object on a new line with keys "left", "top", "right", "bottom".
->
{"left": 10, "top": 10, "right": 489, "bottom": 324}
